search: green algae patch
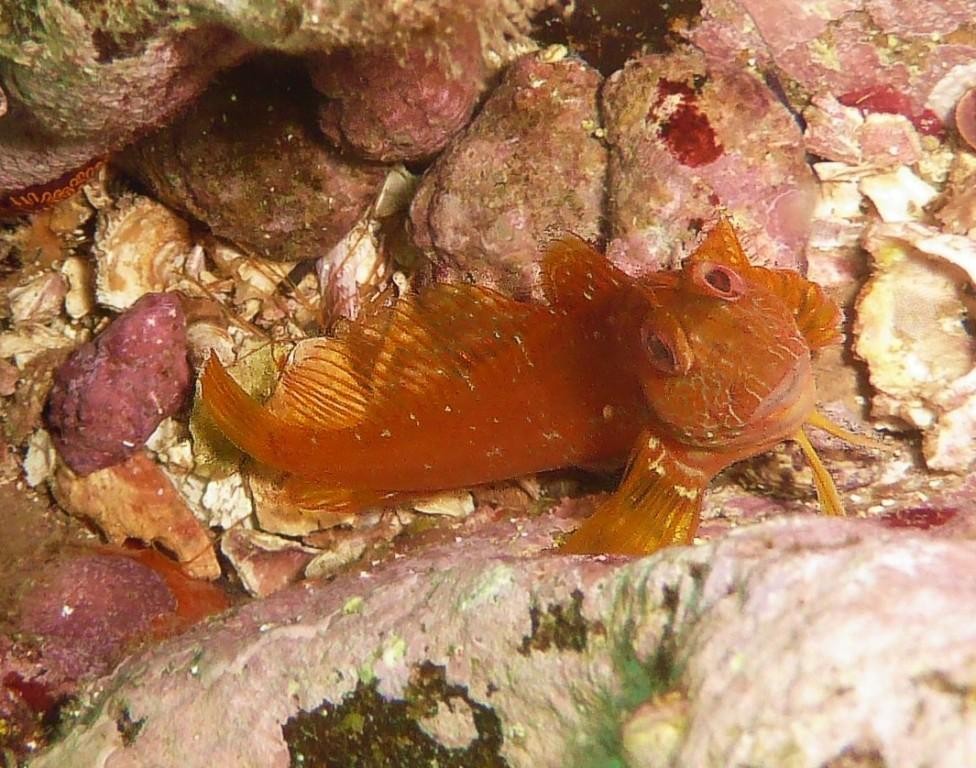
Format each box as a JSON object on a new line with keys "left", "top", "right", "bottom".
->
{"left": 568, "top": 565, "right": 704, "bottom": 768}
{"left": 283, "top": 663, "right": 508, "bottom": 768}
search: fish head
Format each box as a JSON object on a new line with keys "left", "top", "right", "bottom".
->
{"left": 630, "top": 220, "right": 839, "bottom": 455}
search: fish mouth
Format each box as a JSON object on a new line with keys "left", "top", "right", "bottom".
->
{"left": 730, "top": 355, "right": 816, "bottom": 452}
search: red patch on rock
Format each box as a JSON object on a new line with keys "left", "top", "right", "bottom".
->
{"left": 878, "top": 506, "right": 959, "bottom": 530}
{"left": 652, "top": 80, "right": 723, "bottom": 167}
{"left": 839, "top": 85, "right": 944, "bottom": 137}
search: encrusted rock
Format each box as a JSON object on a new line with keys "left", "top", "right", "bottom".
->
{"left": 122, "top": 60, "right": 389, "bottom": 263}
{"left": 310, "top": 17, "right": 486, "bottom": 163}
{"left": 50, "top": 452, "right": 220, "bottom": 580}
{"left": 45, "top": 291, "right": 191, "bottom": 475}
{"left": 692, "top": 0, "right": 976, "bottom": 131}
{"left": 27, "top": 515, "right": 976, "bottom": 768}
{"left": 410, "top": 49, "right": 606, "bottom": 294}
{"left": 602, "top": 47, "right": 814, "bottom": 272}
{"left": 0, "top": 0, "right": 546, "bottom": 196}
{"left": 16, "top": 554, "right": 178, "bottom": 681}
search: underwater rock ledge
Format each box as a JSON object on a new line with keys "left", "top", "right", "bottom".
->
{"left": 30, "top": 513, "right": 976, "bottom": 768}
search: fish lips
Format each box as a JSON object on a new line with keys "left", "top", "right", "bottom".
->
{"left": 728, "top": 354, "right": 817, "bottom": 453}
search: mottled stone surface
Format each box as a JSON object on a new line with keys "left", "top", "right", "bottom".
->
{"left": 28, "top": 514, "right": 976, "bottom": 768}
{"left": 410, "top": 49, "right": 607, "bottom": 294}
{"left": 0, "top": 0, "right": 553, "bottom": 197}
{"left": 16, "top": 555, "right": 176, "bottom": 681}
{"left": 692, "top": 0, "right": 976, "bottom": 125}
{"left": 310, "top": 16, "right": 487, "bottom": 162}
{"left": 45, "top": 292, "right": 191, "bottom": 475}
{"left": 121, "top": 61, "right": 388, "bottom": 263}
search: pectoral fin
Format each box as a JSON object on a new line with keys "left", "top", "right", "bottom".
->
{"left": 561, "top": 433, "right": 711, "bottom": 556}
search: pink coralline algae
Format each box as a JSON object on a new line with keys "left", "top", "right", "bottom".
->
{"left": 45, "top": 292, "right": 191, "bottom": 475}
{"left": 602, "top": 48, "right": 814, "bottom": 272}
{"left": 956, "top": 87, "right": 976, "bottom": 151}
{"left": 310, "top": 18, "right": 486, "bottom": 163}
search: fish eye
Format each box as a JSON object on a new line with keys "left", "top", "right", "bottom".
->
{"left": 691, "top": 262, "right": 745, "bottom": 300}
{"left": 641, "top": 322, "right": 691, "bottom": 376}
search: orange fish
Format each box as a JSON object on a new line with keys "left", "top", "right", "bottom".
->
{"left": 200, "top": 219, "right": 869, "bottom": 555}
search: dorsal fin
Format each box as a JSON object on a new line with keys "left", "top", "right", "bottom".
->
{"left": 266, "top": 335, "right": 377, "bottom": 429}
{"left": 249, "top": 281, "right": 549, "bottom": 436}
{"left": 540, "top": 234, "right": 626, "bottom": 309}
{"left": 686, "top": 217, "right": 751, "bottom": 268}
{"left": 749, "top": 268, "right": 841, "bottom": 349}
{"left": 362, "top": 283, "right": 546, "bottom": 419}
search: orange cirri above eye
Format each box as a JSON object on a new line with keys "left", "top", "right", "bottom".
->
{"left": 641, "top": 322, "right": 691, "bottom": 376}
{"left": 691, "top": 261, "right": 745, "bottom": 300}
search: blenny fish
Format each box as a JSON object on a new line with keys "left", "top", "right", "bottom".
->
{"left": 201, "top": 219, "right": 868, "bottom": 555}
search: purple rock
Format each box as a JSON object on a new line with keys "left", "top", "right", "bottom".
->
{"left": 45, "top": 292, "right": 191, "bottom": 475}
{"left": 16, "top": 554, "right": 177, "bottom": 682}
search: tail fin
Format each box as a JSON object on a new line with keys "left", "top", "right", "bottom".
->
{"left": 199, "top": 355, "right": 300, "bottom": 472}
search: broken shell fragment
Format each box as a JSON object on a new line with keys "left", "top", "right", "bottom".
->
{"left": 220, "top": 528, "right": 318, "bottom": 597}
{"left": 855, "top": 225, "right": 976, "bottom": 470}
{"left": 858, "top": 167, "right": 937, "bottom": 223}
{"left": 92, "top": 194, "right": 191, "bottom": 311}
{"left": 7, "top": 273, "right": 67, "bottom": 325}
{"left": 50, "top": 452, "right": 221, "bottom": 580}
{"left": 60, "top": 256, "right": 95, "bottom": 319}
